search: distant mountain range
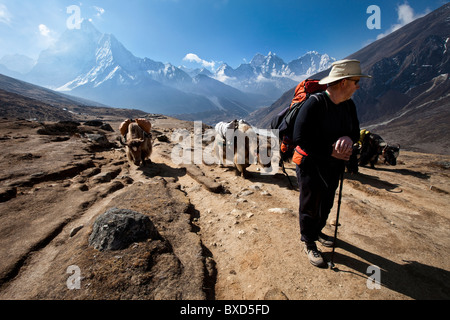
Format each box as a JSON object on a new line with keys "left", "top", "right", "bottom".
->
{"left": 251, "top": 3, "right": 450, "bottom": 155}
{"left": 0, "top": 20, "right": 334, "bottom": 124}
{"left": 211, "top": 51, "right": 335, "bottom": 98}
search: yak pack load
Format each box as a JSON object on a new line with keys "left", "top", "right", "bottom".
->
{"left": 119, "top": 118, "right": 152, "bottom": 139}
{"left": 270, "top": 79, "right": 327, "bottom": 162}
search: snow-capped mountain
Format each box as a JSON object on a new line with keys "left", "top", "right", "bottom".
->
{"left": 287, "top": 51, "right": 336, "bottom": 78}
{"left": 11, "top": 20, "right": 335, "bottom": 122}
{"left": 27, "top": 20, "right": 102, "bottom": 88}
{"left": 251, "top": 52, "right": 288, "bottom": 76}
{"left": 200, "top": 51, "right": 335, "bottom": 99}
{"left": 23, "top": 20, "right": 221, "bottom": 115}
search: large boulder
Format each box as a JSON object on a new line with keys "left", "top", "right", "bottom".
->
{"left": 89, "top": 208, "right": 160, "bottom": 251}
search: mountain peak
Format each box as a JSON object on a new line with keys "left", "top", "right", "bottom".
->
{"left": 265, "top": 52, "right": 285, "bottom": 63}
{"left": 249, "top": 52, "right": 286, "bottom": 68}
{"left": 303, "top": 50, "right": 319, "bottom": 56}
{"left": 68, "top": 19, "right": 102, "bottom": 40}
{"left": 250, "top": 53, "right": 266, "bottom": 67}
{"left": 80, "top": 18, "right": 96, "bottom": 29}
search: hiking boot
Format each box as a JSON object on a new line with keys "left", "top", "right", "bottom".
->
{"left": 318, "top": 233, "right": 335, "bottom": 248}
{"left": 304, "top": 244, "right": 325, "bottom": 267}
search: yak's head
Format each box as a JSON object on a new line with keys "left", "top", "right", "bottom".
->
{"left": 127, "top": 138, "right": 145, "bottom": 166}
{"left": 383, "top": 145, "right": 400, "bottom": 166}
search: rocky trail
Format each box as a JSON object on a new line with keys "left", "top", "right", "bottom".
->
{"left": 0, "top": 116, "right": 449, "bottom": 300}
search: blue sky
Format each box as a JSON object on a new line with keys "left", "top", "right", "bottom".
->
{"left": 0, "top": 0, "right": 448, "bottom": 70}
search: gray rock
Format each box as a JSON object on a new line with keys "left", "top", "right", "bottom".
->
{"left": 89, "top": 208, "right": 160, "bottom": 251}
{"left": 85, "top": 133, "right": 109, "bottom": 145}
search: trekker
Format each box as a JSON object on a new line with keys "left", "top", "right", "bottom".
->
{"left": 292, "top": 59, "right": 371, "bottom": 267}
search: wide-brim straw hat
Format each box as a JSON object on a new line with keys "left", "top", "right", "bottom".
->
{"left": 319, "top": 59, "right": 372, "bottom": 85}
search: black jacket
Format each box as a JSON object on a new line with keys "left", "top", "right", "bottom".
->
{"left": 292, "top": 92, "right": 360, "bottom": 166}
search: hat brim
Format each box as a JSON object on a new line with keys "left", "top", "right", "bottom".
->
{"left": 319, "top": 74, "right": 372, "bottom": 85}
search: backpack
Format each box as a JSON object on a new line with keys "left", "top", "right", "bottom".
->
{"left": 270, "top": 79, "right": 327, "bottom": 162}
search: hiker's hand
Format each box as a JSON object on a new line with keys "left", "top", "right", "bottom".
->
{"left": 332, "top": 136, "right": 353, "bottom": 161}
{"left": 331, "top": 146, "right": 352, "bottom": 161}
{"left": 335, "top": 136, "right": 353, "bottom": 154}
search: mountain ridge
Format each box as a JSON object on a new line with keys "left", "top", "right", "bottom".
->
{"left": 0, "top": 20, "right": 334, "bottom": 123}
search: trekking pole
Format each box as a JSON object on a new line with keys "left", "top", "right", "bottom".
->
{"left": 328, "top": 171, "right": 345, "bottom": 270}
{"left": 280, "top": 160, "right": 295, "bottom": 190}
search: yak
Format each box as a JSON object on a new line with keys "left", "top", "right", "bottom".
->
{"left": 347, "top": 131, "right": 400, "bottom": 173}
{"left": 359, "top": 132, "right": 387, "bottom": 169}
{"left": 120, "top": 120, "right": 153, "bottom": 167}
{"left": 214, "top": 120, "right": 271, "bottom": 178}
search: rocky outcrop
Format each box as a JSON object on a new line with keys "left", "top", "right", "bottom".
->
{"left": 88, "top": 208, "right": 160, "bottom": 251}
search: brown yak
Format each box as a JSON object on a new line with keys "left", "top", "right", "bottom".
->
{"left": 121, "top": 120, "right": 152, "bottom": 167}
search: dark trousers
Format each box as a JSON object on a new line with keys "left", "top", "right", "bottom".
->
{"left": 296, "top": 161, "right": 343, "bottom": 245}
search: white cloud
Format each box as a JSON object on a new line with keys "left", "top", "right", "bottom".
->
{"left": 376, "top": 2, "right": 430, "bottom": 40}
{"left": 93, "top": 6, "right": 105, "bottom": 17}
{"left": 39, "top": 24, "right": 51, "bottom": 37}
{"left": 397, "top": 3, "right": 415, "bottom": 25}
{"left": 183, "top": 53, "right": 216, "bottom": 70}
{"left": 0, "top": 4, "right": 12, "bottom": 25}
{"left": 38, "top": 24, "right": 57, "bottom": 47}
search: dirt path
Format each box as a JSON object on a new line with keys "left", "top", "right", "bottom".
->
{"left": 153, "top": 124, "right": 450, "bottom": 299}
{"left": 0, "top": 117, "right": 449, "bottom": 300}
{"left": 180, "top": 152, "right": 450, "bottom": 300}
